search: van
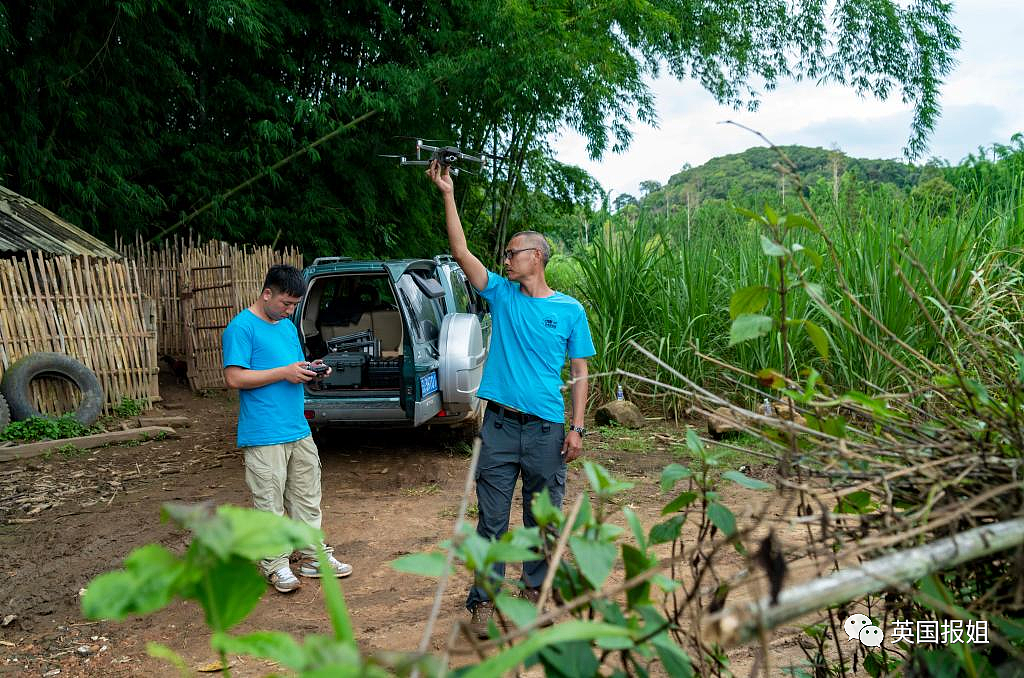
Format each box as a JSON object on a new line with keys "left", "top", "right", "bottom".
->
{"left": 292, "top": 255, "right": 490, "bottom": 437}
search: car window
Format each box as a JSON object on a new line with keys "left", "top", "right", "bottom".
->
{"left": 397, "top": 274, "right": 442, "bottom": 342}
{"left": 449, "top": 269, "right": 470, "bottom": 313}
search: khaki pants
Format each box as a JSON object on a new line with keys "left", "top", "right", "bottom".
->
{"left": 244, "top": 435, "right": 332, "bottom": 574}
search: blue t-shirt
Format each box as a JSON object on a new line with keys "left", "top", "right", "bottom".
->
{"left": 222, "top": 309, "right": 310, "bottom": 447}
{"left": 476, "top": 272, "right": 595, "bottom": 423}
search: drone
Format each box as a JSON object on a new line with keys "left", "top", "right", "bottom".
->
{"left": 380, "top": 138, "right": 502, "bottom": 176}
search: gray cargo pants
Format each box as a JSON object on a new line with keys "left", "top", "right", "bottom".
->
{"left": 466, "top": 405, "right": 566, "bottom": 611}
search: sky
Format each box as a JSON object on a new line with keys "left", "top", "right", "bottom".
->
{"left": 552, "top": 1, "right": 1024, "bottom": 199}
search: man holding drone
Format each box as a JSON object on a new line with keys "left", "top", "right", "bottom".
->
{"left": 427, "top": 160, "right": 595, "bottom": 638}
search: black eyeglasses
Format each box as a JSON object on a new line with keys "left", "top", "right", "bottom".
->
{"left": 502, "top": 247, "right": 538, "bottom": 260}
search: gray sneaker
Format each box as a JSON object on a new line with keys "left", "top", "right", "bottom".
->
{"left": 297, "top": 554, "right": 353, "bottom": 578}
{"left": 470, "top": 600, "right": 495, "bottom": 639}
{"left": 268, "top": 566, "right": 301, "bottom": 593}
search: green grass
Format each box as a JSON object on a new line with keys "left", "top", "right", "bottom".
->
{"left": 568, "top": 167, "right": 1024, "bottom": 405}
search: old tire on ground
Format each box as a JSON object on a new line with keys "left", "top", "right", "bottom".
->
{"left": 0, "top": 392, "right": 9, "bottom": 430}
{"left": 0, "top": 352, "right": 104, "bottom": 425}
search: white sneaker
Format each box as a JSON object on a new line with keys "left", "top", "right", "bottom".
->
{"left": 267, "top": 566, "right": 301, "bottom": 593}
{"left": 298, "top": 554, "right": 353, "bottom": 578}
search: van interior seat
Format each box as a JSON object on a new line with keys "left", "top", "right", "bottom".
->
{"left": 319, "top": 311, "right": 403, "bottom": 357}
{"left": 370, "top": 311, "right": 403, "bottom": 357}
{"left": 320, "top": 314, "right": 373, "bottom": 341}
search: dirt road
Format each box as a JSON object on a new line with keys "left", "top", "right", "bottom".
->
{"left": 0, "top": 376, "right": 812, "bottom": 676}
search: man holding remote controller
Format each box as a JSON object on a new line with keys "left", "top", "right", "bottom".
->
{"left": 223, "top": 264, "right": 354, "bottom": 593}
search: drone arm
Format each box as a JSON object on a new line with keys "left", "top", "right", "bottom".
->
{"left": 437, "top": 191, "right": 488, "bottom": 291}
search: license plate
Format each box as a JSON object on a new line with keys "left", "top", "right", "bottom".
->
{"left": 420, "top": 371, "right": 438, "bottom": 397}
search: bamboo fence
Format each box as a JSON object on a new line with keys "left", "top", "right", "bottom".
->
{"left": 0, "top": 251, "right": 158, "bottom": 415}
{"left": 120, "top": 236, "right": 302, "bottom": 391}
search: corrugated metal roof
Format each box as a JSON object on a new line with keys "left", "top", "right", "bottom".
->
{"left": 0, "top": 185, "right": 120, "bottom": 258}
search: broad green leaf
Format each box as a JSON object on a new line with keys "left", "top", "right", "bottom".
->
{"left": 146, "top": 642, "right": 190, "bottom": 676}
{"left": 652, "top": 574, "right": 682, "bottom": 592}
{"left": 569, "top": 536, "right": 617, "bottom": 589}
{"left": 191, "top": 556, "right": 265, "bottom": 632}
{"left": 707, "top": 502, "right": 737, "bottom": 538}
{"left": 217, "top": 505, "right": 323, "bottom": 561}
{"left": 759, "top": 234, "right": 789, "bottom": 257}
{"left": 729, "top": 314, "right": 773, "bottom": 346}
{"left": 649, "top": 515, "right": 686, "bottom": 545}
{"left": 582, "top": 460, "right": 633, "bottom": 497}
{"left": 531, "top": 487, "right": 563, "bottom": 528}
{"left": 660, "top": 463, "right": 693, "bottom": 492}
{"left": 81, "top": 544, "right": 185, "bottom": 621}
{"left": 722, "top": 470, "right": 774, "bottom": 490}
{"left": 486, "top": 542, "right": 542, "bottom": 564}
{"left": 781, "top": 213, "right": 820, "bottom": 233}
{"left": 211, "top": 631, "right": 305, "bottom": 670}
{"left": 622, "top": 544, "right": 656, "bottom": 608}
{"left": 729, "top": 286, "right": 771, "bottom": 319}
{"left": 457, "top": 529, "right": 491, "bottom": 570}
{"left": 539, "top": 640, "right": 600, "bottom": 677}
{"left": 573, "top": 494, "right": 593, "bottom": 531}
{"left": 992, "top": 616, "right": 1024, "bottom": 641}
{"left": 390, "top": 552, "right": 448, "bottom": 577}
{"left": 623, "top": 507, "right": 646, "bottom": 551}
{"left": 161, "top": 503, "right": 321, "bottom": 562}
{"left": 598, "top": 523, "right": 626, "bottom": 541}
{"left": 801, "top": 319, "right": 830, "bottom": 361}
{"left": 652, "top": 635, "right": 694, "bottom": 677}
{"left": 733, "top": 206, "right": 764, "bottom": 223}
{"left": 792, "top": 243, "right": 824, "bottom": 269}
{"left": 835, "top": 490, "right": 877, "bottom": 514}
{"left": 661, "top": 492, "right": 698, "bottom": 516}
{"left": 685, "top": 428, "right": 704, "bottom": 455}
{"left": 764, "top": 205, "right": 779, "bottom": 225}
{"left": 495, "top": 593, "right": 537, "bottom": 628}
{"left": 461, "top": 622, "right": 629, "bottom": 678}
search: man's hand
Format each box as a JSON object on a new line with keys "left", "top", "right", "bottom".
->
{"left": 308, "top": 359, "right": 332, "bottom": 379}
{"left": 284, "top": 361, "right": 318, "bottom": 384}
{"left": 562, "top": 430, "right": 583, "bottom": 463}
{"left": 426, "top": 159, "right": 454, "bottom": 196}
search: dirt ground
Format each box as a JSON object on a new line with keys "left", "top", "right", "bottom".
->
{"left": 0, "top": 374, "right": 823, "bottom": 677}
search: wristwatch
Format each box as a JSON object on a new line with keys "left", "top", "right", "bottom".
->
{"left": 569, "top": 424, "right": 585, "bottom": 435}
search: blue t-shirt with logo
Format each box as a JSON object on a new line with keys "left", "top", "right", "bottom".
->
{"left": 222, "top": 309, "right": 310, "bottom": 447}
{"left": 476, "top": 271, "right": 596, "bottom": 423}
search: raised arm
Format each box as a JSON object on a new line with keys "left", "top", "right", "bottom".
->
{"left": 427, "top": 161, "right": 488, "bottom": 291}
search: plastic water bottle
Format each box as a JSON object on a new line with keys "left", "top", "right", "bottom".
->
{"left": 762, "top": 397, "right": 774, "bottom": 416}
{"left": 616, "top": 383, "right": 624, "bottom": 401}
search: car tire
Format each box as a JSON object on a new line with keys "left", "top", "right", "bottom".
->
{"left": 0, "top": 392, "right": 9, "bottom": 430}
{"left": 0, "top": 352, "right": 105, "bottom": 425}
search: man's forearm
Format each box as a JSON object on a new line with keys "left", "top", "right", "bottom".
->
{"left": 570, "top": 366, "right": 588, "bottom": 428}
{"left": 225, "top": 366, "right": 284, "bottom": 390}
{"left": 442, "top": 193, "right": 471, "bottom": 260}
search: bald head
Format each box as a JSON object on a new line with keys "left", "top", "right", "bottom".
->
{"left": 510, "top": 231, "right": 550, "bottom": 267}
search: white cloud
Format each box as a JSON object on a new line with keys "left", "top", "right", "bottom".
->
{"left": 552, "top": 2, "right": 1024, "bottom": 198}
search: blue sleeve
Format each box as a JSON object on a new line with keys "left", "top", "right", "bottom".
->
{"left": 223, "top": 318, "right": 254, "bottom": 369}
{"left": 567, "top": 304, "right": 596, "bottom": 359}
{"left": 476, "top": 271, "right": 508, "bottom": 303}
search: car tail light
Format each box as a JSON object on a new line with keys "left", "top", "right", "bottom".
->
{"left": 304, "top": 410, "right": 315, "bottom": 420}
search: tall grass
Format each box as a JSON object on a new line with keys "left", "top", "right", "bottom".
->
{"left": 569, "top": 164, "right": 1024, "bottom": 409}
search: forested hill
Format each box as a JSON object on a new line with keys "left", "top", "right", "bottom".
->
{"left": 637, "top": 145, "right": 924, "bottom": 208}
